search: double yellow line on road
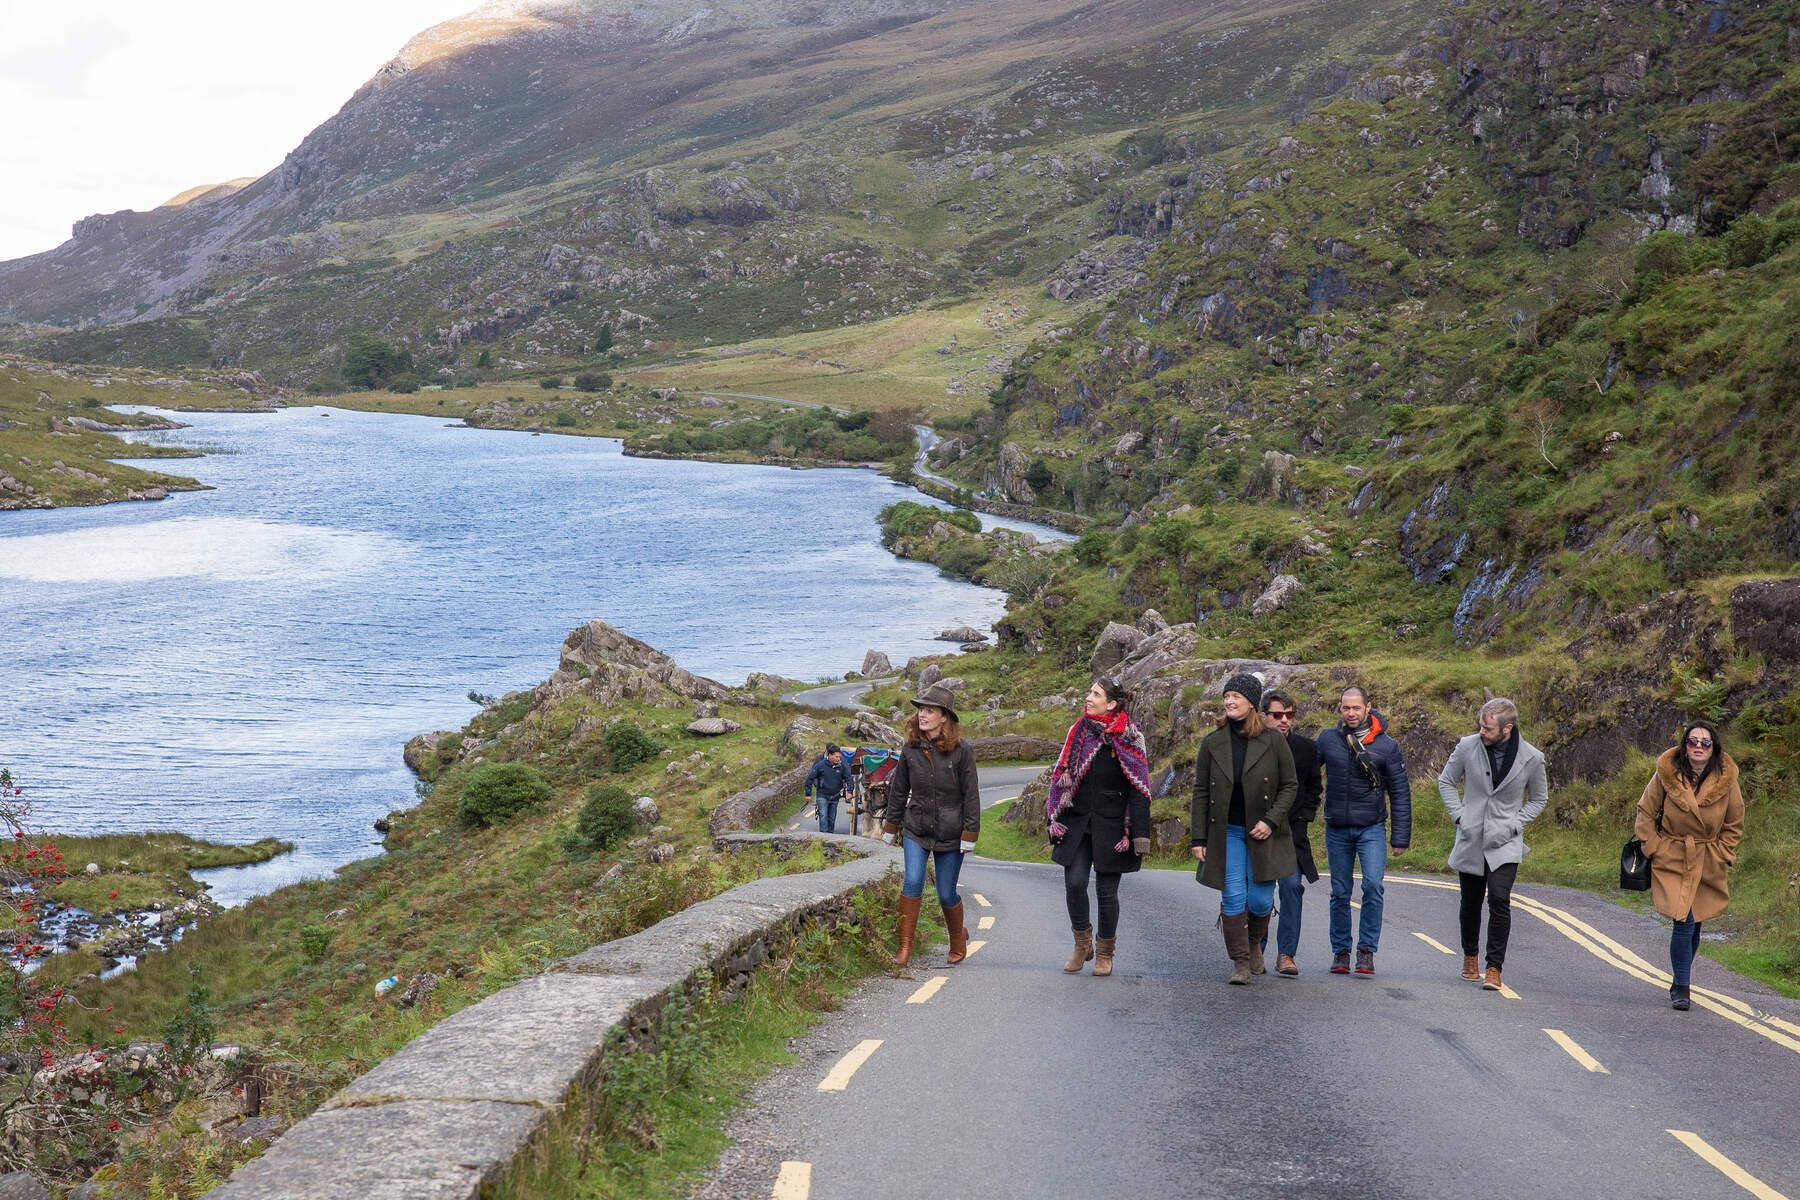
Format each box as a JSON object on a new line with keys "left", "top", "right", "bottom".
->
{"left": 1390, "top": 876, "right": 1800, "bottom": 1057}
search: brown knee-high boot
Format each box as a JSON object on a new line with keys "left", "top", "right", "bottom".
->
{"left": 1222, "top": 912, "right": 1252, "bottom": 985}
{"left": 944, "top": 901, "right": 969, "bottom": 965}
{"left": 894, "top": 895, "right": 922, "bottom": 967}
{"left": 1246, "top": 912, "right": 1270, "bottom": 976}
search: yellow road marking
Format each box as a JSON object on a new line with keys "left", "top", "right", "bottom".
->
{"left": 772, "top": 1160, "right": 812, "bottom": 1199}
{"left": 1543, "top": 1028, "right": 1609, "bottom": 1073}
{"left": 817, "top": 1040, "right": 883, "bottom": 1092}
{"left": 964, "top": 939, "right": 987, "bottom": 958}
{"left": 1668, "top": 1131, "right": 1790, "bottom": 1200}
{"left": 1386, "top": 877, "right": 1800, "bottom": 1057}
{"left": 1412, "top": 931, "right": 1454, "bottom": 955}
{"left": 1349, "top": 901, "right": 1361, "bottom": 910}
{"left": 978, "top": 916, "right": 995, "bottom": 931}
{"left": 906, "top": 975, "right": 949, "bottom": 1004}
{"left": 1498, "top": 982, "right": 1522, "bottom": 1000}
{"left": 972, "top": 893, "right": 992, "bottom": 908}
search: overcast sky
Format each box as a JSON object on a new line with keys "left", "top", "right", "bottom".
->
{"left": 0, "top": 1, "right": 475, "bottom": 262}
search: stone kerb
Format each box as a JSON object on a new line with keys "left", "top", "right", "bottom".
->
{"left": 706, "top": 761, "right": 811, "bottom": 837}
{"left": 208, "top": 822, "right": 897, "bottom": 1198}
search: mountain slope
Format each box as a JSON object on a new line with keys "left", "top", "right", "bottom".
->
{"left": 0, "top": 0, "right": 1437, "bottom": 382}
{"left": 935, "top": 0, "right": 1800, "bottom": 659}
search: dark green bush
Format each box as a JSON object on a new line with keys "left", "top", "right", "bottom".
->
{"left": 540, "top": 376, "right": 563, "bottom": 390}
{"left": 605, "top": 722, "right": 665, "bottom": 772}
{"left": 574, "top": 371, "right": 611, "bottom": 392}
{"left": 1025, "top": 458, "right": 1054, "bottom": 493}
{"left": 456, "top": 762, "right": 554, "bottom": 827}
{"left": 937, "top": 539, "right": 993, "bottom": 578}
{"left": 1072, "top": 528, "right": 1113, "bottom": 567}
{"left": 388, "top": 376, "right": 420, "bottom": 394}
{"left": 571, "top": 784, "right": 636, "bottom": 853}
{"left": 297, "top": 924, "right": 332, "bottom": 961}
{"left": 552, "top": 410, "right": 579, "bottom": 427}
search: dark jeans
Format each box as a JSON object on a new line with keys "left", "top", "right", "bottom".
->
{"left": 1458, "top": 861, "right": 1519, "bottom": 970}
{"left": 1670, "top": 912, "right": 1703, "bottom": 987}
{"left": 1062, "top": 833, "right": 1122, "bottom": 939}
{"left": 814, "top": 794, "right": 841, "bottom": 834}
{"left": 1325, "top": 822, "right": 1387, "bottom": 954}
{"left": 1275, "top": 872, "right": 1306, "bottom": 958}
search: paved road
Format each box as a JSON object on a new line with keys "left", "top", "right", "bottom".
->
{"left": 701, "top": 856, "right": 1800, "bottom": 1200}
{"left": 787, "top": 764, "right": 1048, "bottom": 835}
{"left": 780, "top": 679, "right": 895, "bottom": 711}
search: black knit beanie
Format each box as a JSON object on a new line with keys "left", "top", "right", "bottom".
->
{"left": 1222, "top": 672, "right": 1263, "bottom": 709}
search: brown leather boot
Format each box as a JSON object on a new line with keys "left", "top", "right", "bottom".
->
{"left": 1093, "top": 936, "right": 1115, "bottom": 977}
{"left": 894, "top": 895, "right": 922, "bottom": 967}
{"left": 1223, "top": 912, "right": 1252, "bottom": 984}
{"left": 1246, "top": 912, "right": 1270, "bottom": 975}
{"left": 1482, "top": 966, "right": 1503, "bottom": 992}
{"left": 1064, "top": 928, "right": 1093, "bottom": 973}
{"left": 943, "top": 901, "right": 969, "bottom": 965}
{"left": 1276, "top": 954, "right": 1299, "bottom": 976}
{"left": 1461, "top": 955, "right": 1481, "bottom": 982}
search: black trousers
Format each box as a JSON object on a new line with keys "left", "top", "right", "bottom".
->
{"left": 1063, "top": 833, "right": 1122, "bottom": 939}
{"left": 1459, "top": 860, "right": 1519, "bottom": 969}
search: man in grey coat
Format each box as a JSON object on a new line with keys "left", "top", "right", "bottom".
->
{"left": 1437, "top": 697, "right": 1549, "bottom": 991}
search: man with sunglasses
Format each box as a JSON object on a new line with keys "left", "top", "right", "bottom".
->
{"left": 1437, "top": 697, "right": 1549, "bottom": 991}
{"left": 1261, "top": 691, "right": 1323, "bottom": 975}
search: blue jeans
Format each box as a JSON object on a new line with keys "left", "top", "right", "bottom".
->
{"left": 1326, "top": 822, "right": 1388, "bottom": 954}
{"left": 1275, "top": 872, "right": 1306, "bottom": 958}
{"left": 1220, "top": 824, "right": 1275, "bottom": 917}
{"left": 1670, "top": 912, "right": 1702, "bottom": 987}
{"left": 902, "top": 837, "right": 964, "bottom": 908}
{"left": 814, "top": 794, "right": 840, "bottom": 834}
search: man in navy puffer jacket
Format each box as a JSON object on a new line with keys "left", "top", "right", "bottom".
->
{"left": 1315, "top": 686, "right": 1412, "bottom": 976}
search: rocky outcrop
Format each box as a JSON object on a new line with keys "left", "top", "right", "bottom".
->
{"left": 686, "top": 717, "right": 740, "bottom": 736}
{"left": 1252, "top": 575, "right": 1302, "bottom": 616}
{"left": 846, "top": 711, "right": 901, "bottom": 745}
{"left": 860, "top": 650, "right": 892, "bottom": 677}
{"left": 544, "top": 621, "right": 727, "bottom": 706}
{"left": 937, "top": 626, "right": 987, "bottom": 643}
{"left": 1089, "top": 621, "right": 1147, "bottom": 676}
{"left": 778, "top": 715, "right": 829, "bottom": 759}
{"left": 1729, "top": 577, "right": 1800, "bottom": 662}
{"left": 997, "top": 443, "right": 1036, "bottom": 504}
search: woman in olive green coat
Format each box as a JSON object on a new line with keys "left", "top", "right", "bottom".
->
{"left": 1191, "top": 673, "right": 1298, "bottom": 984}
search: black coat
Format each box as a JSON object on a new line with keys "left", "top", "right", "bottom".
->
{"left": 1191, "top": 724, "right": 1298, "bottom": 887}
{"left": 1286, "top": 733, "right": 1323, "bottom": 882}
{"left": 882, "top": 740, "right": 981, "bottom": 852}
{"left": 1050, "top": 741, "right": 1151, "bottom": 875}
{"left": 1316, "top": 716, "right": 1413, "bottom": 846}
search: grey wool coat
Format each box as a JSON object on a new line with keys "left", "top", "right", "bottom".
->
{"left": 1436, "top": 732, "right": 1549, "bottom": 875}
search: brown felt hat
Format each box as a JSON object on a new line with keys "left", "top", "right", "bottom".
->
{"left": 909, "top": 682, "right": 960, "bottom": 722}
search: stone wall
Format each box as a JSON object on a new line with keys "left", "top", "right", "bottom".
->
{"left": 207, "top": 830, "right": 899, "bottom": 1199}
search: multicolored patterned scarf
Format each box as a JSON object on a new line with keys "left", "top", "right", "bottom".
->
{"left": 1046, "top": 711, "right": 1154, "bottom": 851}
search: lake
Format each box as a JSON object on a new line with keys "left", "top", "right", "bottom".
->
{"left": 0, "top": 406, "right": 1009, "bottom": 903}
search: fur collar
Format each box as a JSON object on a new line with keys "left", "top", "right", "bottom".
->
{"left": 1655, "top": 746, "right": 1738, "bottom": 808}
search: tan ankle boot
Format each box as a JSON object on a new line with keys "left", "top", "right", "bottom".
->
{"left": 1223, "top": 912, "right": 1252, "bottom": 984}
{"left": 943, "top": 901, "right": 969, "bottom": 965}
{"left": 894, "top": 895, "right": 922, "bottom": 967}
{"left": 1461, "top": 955, "right": 1480, "bottom": 982}
{"left": 1064, "top": 928, "right": 1093, "bottom": 973}
{"left": 1246, "top": 912, "right": 1270, "bottom": 975}
{"left": 1093, "top": 936, "right": 1115, "bottom": 977}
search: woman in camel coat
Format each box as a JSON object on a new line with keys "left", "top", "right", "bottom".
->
{"left": 1633, "top": 719, "right": 1744, "bottom": 1011}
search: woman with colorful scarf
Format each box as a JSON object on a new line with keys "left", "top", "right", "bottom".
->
{"left": 1046, "top": 677, "right": 1154, "bottom": 977}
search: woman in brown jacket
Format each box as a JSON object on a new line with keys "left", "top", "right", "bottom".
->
{"left": 882, "top": 683, "right": 981, "bottom": 968}
{"left": 1191, "top": 673, "right": 1298, "bottom": 984}
{"left": 1633, "top": 719, "right": 1745, "bottom": 1011}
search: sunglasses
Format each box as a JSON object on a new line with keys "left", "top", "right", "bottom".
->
{"left": 1686, "top": 736, "right": 1713, "bottom": 749}
{"left": 1265, "top": 710, "right": 1294, "bottom": 720}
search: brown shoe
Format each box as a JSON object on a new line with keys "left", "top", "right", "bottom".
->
{"left": 1093, "top": 936, "right": 1115, "bottom": 977}
{"left": 1064, "top": 927, "right": 1094, "bottom": 974}
{"left": 894, "top": 895, "right": 922, "bottom": 967}
{"left": 1461, "top": 955, "right": 1481, "bottom": 982}
{"left": 1276, "top": 954, "right": 1299, "bottom": 976}
{"left": 1246, "top": 912, "right": 1270, "bottom": 975}
{"left": 1482, "top": 966, "right": 1503, "bottom": 992}
{"left": 1223, "top": 912, "right": 1252, "bottom": 984}
{"left": 943, "top": 901, "right": 969, "bottom": 965}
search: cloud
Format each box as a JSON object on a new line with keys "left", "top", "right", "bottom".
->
{"left": 0, "top": 1, "right": 475, "bottom": 262}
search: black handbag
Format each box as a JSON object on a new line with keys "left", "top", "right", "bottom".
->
{"left": 1619, "top": 837, "right": 1652, "bottom": 891}
{"left": 1619, "top": 791, "right": 1666, "bottom": 891}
